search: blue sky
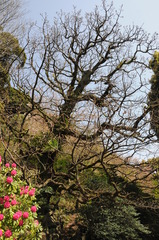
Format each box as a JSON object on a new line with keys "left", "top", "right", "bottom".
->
{"left": 26, "top": 0, "right": 159, "bottom": 34}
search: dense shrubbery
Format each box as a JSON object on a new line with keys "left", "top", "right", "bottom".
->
{"left": 82, "top": 199, "right": 150, "bottom": 240}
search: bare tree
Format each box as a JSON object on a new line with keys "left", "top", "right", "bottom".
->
{"left": 6, "top": 0, "right": 158, "bottom": 198}
{"left": 0, "top": 0, "right": 26, "bottom": 34}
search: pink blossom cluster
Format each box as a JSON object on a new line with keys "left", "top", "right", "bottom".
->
{"left": 0, "top": 195, "right": 18, "bottom": 209}
{"left": 0, "top": 204, "right": 38, "bottom": 238}
{"left": 4, "top": 162, "right": 17, "bottom": 185}
{"left": 20, "top": 185, "right": 36, "bottom": 196}
{"left": 0, "top": 229, "right": 13, "bottom": 238}
{"left": 0, "top": 156, "right": 40, "bottom": 239}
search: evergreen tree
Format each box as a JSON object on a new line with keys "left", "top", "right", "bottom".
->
{"left": 83, "top": 200, "right": 150, "bottom": 240}
{"left": 0, "top": 31, "right": 27, "bottom": 114}
{"left": 148, "top": 51, "right": 159, "bottom": 138}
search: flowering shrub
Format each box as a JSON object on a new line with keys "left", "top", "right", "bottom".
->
{"left": 0, "top": 156, "right": 42, "bottom": 239}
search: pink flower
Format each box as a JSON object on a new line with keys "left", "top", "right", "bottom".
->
{"left": 4, "top": 201, "right": 10, "bottom": 208}
{"left": 4, "top": 195, "right": 10, "bottom": 202}
{"left": 11, "top": 199, "right": 17, "bottom": 206}
{"left": 13, "top": 213, "right": 20, "bottom": 220}
{"left": 16, "top": 211, "right": 22, "bottom": 218}
{"left": 11, "top": 163, "right": 16, "bottom": 168}
{"left": 20, "top": 186, "right": 25, "bottom": 195}
{"left": 0, "top": 214, "right": 4, "bottom": 221}
{"left": 23, "top": 188, "right": 28, "bottom": 194}
{"left": 34, "top": 220, "right": 39, "bottom": 226}
{"left": 23, "top": 212, "right": 29, "bottom": 219}
{"left": 0, "top": 229, "right": 2, "bottom": 237}
{"left": 5, "top": 163, "right": 10, "bottom": 168}
{"left": 11, "top": 170, "right": 17, "bottom": 176}
{"left": 5, "top": 229, "right": 12, "bottom": 238}
{"left": 0, "top": 156, "right": 1, "bottom": 163}
{"left": 6, "top": 177, "right": 13, "bottom": 184}
{"left": 28, "top": 188, "right": 35, "bottom": 196}
{"left": 31, "top": 205, "right": 37, "bottom": 212}
{"left": 19, "top": 219, "right": 23, "bottom": 226}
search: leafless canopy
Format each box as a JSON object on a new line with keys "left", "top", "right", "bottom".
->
{"left": 26, "top": 2, "right": 157, "bottom": 146}
{"left": 2, "top": 1, "right": 159, "bottom": 203}
{"left": 0, "top": 0, "right": 25, "bottom": 34}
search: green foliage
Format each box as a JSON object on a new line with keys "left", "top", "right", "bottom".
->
{"left": 147, "top": 157, "right": 159, "bottom": 199}
{"left": 0, "top": 31, "right": 26, "bottom": 89}
{"left": 54, "top": 154, "right": 71, "bottom": 173}
{"left": 81, "top": 168, "right": 108, "bottom": 191}
{"left": 0, "top": 32, "right": 26, "bottom": 65}
{"left": 149, "top": 51, "right": 159, "bottom": 74}
{"left": 28, "top": 133, "right": 58, "bottom": 153}
{"left": 148, "top": 51, "right": 159, "bottom": 138}
{"left": 82, "top": 199, "right": 150, "bottom": 240}
{"left": 43, "top": 139, "right": 58, "bottom": 152}
{"left": 0, "top": 31, "right": 27, "bottom": 117}
{"left": 5, "top": 87, "right": 30, "bottom": 114}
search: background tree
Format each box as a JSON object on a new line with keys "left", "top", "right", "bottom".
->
{"left": 0, "top": 0, "right": 27, "bottom": 116}
{"left": 148, "top": 51, "right": 159, "bottom": 139}
{"left": 0, "top": 0, "right": 25, "bottom": 34}
{"left": 0, "top": 0, "right": 28, "bottom": 161}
